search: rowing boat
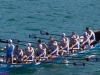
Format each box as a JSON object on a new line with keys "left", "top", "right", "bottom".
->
{"left": 0, "top": 30, "right": 100, "bottom": 73}
{"left": 0, "top": 43, "right": 100, "bottom": 69}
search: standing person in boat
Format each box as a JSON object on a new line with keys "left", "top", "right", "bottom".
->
{"left": 80, "top": 32, "right": 91, "bottom": 50}
{"left": 69, "top": 35, "right": 80, "bottom": 53}
{"left": 35, "top": 39, "right": 47, "bottom": 61}
{"left": 23, "top": 43, "right": 35, "bottom": 63}
{"left": 14, "top": 45, "right": 23, "bottom": 63}
{"left": 47, "top": 36, "right": 58, "bottom": 54}
{"left": 3, "top": 39, "right": 15, "bottom": 63}
{"left": 48, "top": 40, "right": 59, "bottom": 58}
{"left": 59, "top": 38, "right": 69, "bottom": 56}
{"left": 86, "top": 27, "right": 95, "bottom": 44}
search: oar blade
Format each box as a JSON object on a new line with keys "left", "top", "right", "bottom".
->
{"left": 40, "top": 31, "right": 49, "bottom": 35}
{"left": 86, "top": 58, "right": 100, "bottom": 62}
{"left": 0, "top": 39, "right": 8, "bottom": 43}
{"left": 11, "top": 39, "right": 20, "bottom": 44}
{"left": 29, "top": 35, "right": 37, "bottom": 39}
{"left": 73, "top": 62, "right": 85, "bottom": 66}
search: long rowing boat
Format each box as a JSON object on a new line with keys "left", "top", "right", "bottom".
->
{"left": 0, "top": 43, "right": 100, "bottom": 69}
{"left": 0, "top": 30, "right": 100, "bottom": 73}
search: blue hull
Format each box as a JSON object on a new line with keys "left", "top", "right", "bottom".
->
{"left": 0, "top": 43, "right": 100, "bottom": 73}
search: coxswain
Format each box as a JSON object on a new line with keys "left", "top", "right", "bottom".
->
{"left": 3, "top": 39, "right": 15, "bottom": 63}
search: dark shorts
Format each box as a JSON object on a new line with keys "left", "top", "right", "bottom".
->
{"left": 90, "top": 35, "right": 95, "bottom": 41}
{"left": 6, "top": 53, "right": 13, "bottom": 58}
{"left": 28, "top": 56, "right": 33, "bottom": 60}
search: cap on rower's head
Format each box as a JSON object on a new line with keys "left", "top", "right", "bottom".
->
{"left": 26, "top": 43, "right": 31, "bottom": 47}
{"left": 61, "top": 33, "right": 66, "bottom": 37}
{"left": 39, "top": 44, "right": 42, "bottom": 48}
{"left": 8, "top": 39, "right": 12, "bottom": 43}
{"left": 83, "top": 32, "right": 88, "bottom": 36}
{"left": 71, "top": 35, "right": 76, "bottom": 39}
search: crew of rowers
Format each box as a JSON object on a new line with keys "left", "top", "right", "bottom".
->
{"left": 3, "top": 27, "right": 96, "bottom": 63}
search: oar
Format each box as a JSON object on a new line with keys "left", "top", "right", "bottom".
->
{"left": 11, "top": 39, "right": 38, "bottom": 44}
{"left": 29, "top": 34, "right": 49, "bottom": 40}
{"left": 42, "top": 61, "right": 85, "bottom": 66}
{"left": 0, "top": 38, "right": 37, "bottom": 44}
{"left": 0, "top": 39, "right": 37, "bottom": 46}
{"left": 0, "top": 39, "right": 8, "bottom": 43}
{"left": 40, "top": 30, "right": 70, "bottom": 37}
{"left": 68, "top": 58, "right": 100, "bottom": 62}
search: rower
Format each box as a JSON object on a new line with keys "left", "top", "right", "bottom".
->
{"left": 70, "top": 31, "right": 79, "bottom": 47}
{"left": 80, "top": 32, "right": 91, "bottom": 50}
{"left": 14, "top": 45, "right": 23, "bottom": 63}
{"left": 69, "top": 35, "right": 80, "bottom": 53}
{"left": 3, "top": 39, "right": 15, "bottom": 63}
{"left": 23, "top": 43, "right": 34, "bottom": 63}
{"left": 35, "top": 40, "right": 47, "bottom": 61}
{"left": 48, "top": 40, "right": 59, "bottom": 58}
{"left": 59, "top": 38, "right": 69, "bottom": 56}
{"left": 60, "top": 33, "right": 69, "bottom": 42}
{"left": 47, "top": 36, "right": 58, "bottom": 54}
{"left": 86, "top": 27, "right": 95, "bottom": 44}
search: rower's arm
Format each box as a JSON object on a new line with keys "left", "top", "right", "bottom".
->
{"left": 88, "top": 31, "right": 93, "bottom": 38}
{"left": 59, "top": 42, "right": 62, "bottom": 49}
{"left": 26, "top": 52, "right": 33, "bottom": 60}
{"left": 76, "top": 35, "right": 79, "bottom": 40}
{"left": 81, "top": 39, "right": 88, "bottom": 45}
{"left": 50, "top": 46, "right": 58, "bottom": 55}
{"left": 22, "top": 55, "right": 27, "bottom": 59}
{"left": 61, "top": 43, "right": 68, "bottom": 50}
{"left": 31, "top": 47, "right": 35, "bottom": 53}
{"left": 2, "top": 45, "right": 8, "bottom": 50}
{"left": 17, "top": 50, "right": 23, "bottom": 57}
{"left": 47, "top": 41, "right": 50, "bottom": 49}
{"left": 70, "top": 42, "right": 77, "bottom": 48}
{"left": 44, "top": 44, "right": 48, "bottom": 49}
{"left": 39, "top": 50, "right": 45, "bottom": 57}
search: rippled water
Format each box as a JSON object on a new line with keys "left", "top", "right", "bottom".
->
{"left": 0, "top": 0, "right": 100, "bottom": 75}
